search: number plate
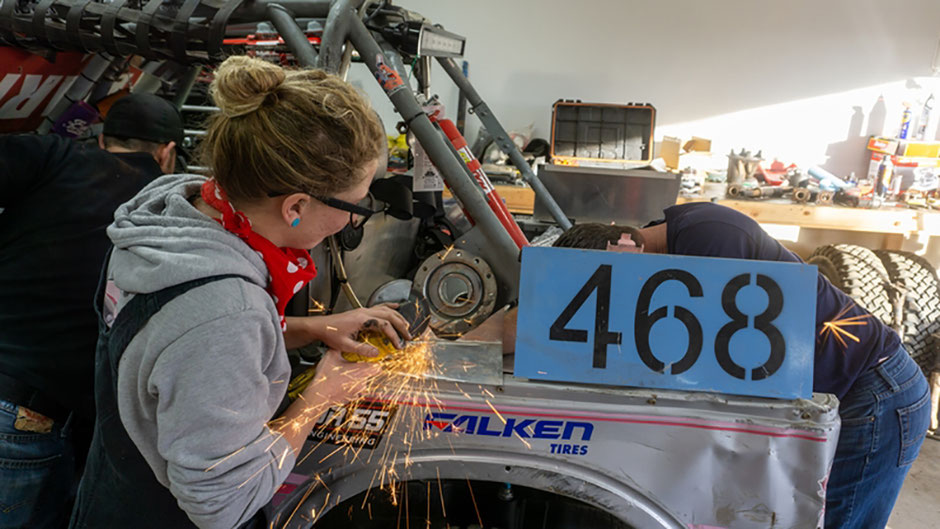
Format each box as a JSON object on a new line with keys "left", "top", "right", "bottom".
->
{"left": 515, "top": 247, "right": 817, "bottom": 399}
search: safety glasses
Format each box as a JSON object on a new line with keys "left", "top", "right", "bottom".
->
{"left": 318, "top": 193, "right": 381, "bottom": 229}
{"left": 267, "top": 189, "right": 383, "bottom": 229}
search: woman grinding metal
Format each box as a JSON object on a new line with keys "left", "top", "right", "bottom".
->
{"left": 69, "top": 56, "right": 410, "bottom": 529}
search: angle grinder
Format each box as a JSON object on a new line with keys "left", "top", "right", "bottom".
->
{"left": 341, "top": 294, "right": 431, "bottom": 363}
{"left": 286, "top": 295, "right": 431, "bottom": 400}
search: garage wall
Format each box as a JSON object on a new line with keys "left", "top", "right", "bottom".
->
{"left": 350, "top": 0, "right": 940, "bottom": 180}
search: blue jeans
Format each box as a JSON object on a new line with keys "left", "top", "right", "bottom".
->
{"left": 825, "top": 348, "right": 931, "bottom": 529}
{"left": 0, "top": 399, "right": 75, "bottom": 529}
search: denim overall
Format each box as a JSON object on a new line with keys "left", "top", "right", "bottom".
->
{"left": 68, "top": 257, "right": 265, "bottom": 528}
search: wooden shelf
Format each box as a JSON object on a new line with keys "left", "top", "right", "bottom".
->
{"left": 480, "top": 184, "right": 939, "bottom": 236}
{"left": 443, "top": 185, "right": 536, "bottom": 215}
{"left": 676, "top": 197, "right": 924, "bottom": 235}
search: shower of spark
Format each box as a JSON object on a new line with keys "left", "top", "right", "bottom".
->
{"left": 230, "top": 332, "right": 505, "bottom": 527}
{"left": 819, "top": 302, "right": 871, "bottom": 351}
{"left": 308, "top": 297, "right": 328, "bottom": 315}
{"left": 439, "top": 244, "right": 455, "bottom": 261}
{"left": 274, "top": 338, "right": 453, "bottom": 527}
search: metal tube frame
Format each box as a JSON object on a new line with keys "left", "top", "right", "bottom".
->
{"left": 416, "top": 56, "right": 431, "bottom": 98}
{"left": 315, "top": 0, "right": 362, "bottom": 71}
{"left": 229, "top": 0, "right": 335, "bottom": 23}
{"left": 343, "top": 15, "right": 522, "bottom": 294}
{"left": 455, "top": 60, "right": 468, "bottom": 134}
{"left": 373, "top": 34, "right": 410, "bottom": 83}
{"left": 8, "top": 0, "right": 572, "bottom": 295}
{"left": 266, "top": 3, "right": 319, "bottom": 67}
{"left": 437, "top": 57, "right": 572, "bottom": 230}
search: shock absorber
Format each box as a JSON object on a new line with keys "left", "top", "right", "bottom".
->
{"left": 436, "top": 117, "right": 529, "bottom": 249}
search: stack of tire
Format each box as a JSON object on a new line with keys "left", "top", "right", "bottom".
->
{"left": 808, "top": 244, "right": 940, "bottom": 373}
{"left": 809, "top": 244, "right": 940, "bottom": 434}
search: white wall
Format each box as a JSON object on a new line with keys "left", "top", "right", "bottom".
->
{"left": 350, "top": 0, "right": 940, "bottom": 179}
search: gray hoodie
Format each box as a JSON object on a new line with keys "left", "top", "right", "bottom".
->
{"left": 106, "top": 174, "right": 295, "bottom": 529}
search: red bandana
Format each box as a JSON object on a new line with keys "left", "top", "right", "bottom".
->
{"left": 201, "top": 179, "right": 316, "bottom": 330}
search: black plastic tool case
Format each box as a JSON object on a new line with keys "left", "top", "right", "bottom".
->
{"left": 550, "top": 100, "right": 656, "bottom": 165}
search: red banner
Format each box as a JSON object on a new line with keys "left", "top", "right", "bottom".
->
{"left": 0, "top": 47, "right": 90, "bottom": 133}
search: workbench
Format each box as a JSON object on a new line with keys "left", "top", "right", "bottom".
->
{"left": 491, "top": 184, "right": 940, "bottom": 250}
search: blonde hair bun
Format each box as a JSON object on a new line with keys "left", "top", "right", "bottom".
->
{"left": 199, "top": 55, "right": 384, "bottom": 203}
{"left": 210, "top": 56, "right": 286, "bottom": 118}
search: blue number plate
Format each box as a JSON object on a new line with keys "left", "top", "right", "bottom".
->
{"left": 515, "top": 247, "right": 817, "bottom": 399}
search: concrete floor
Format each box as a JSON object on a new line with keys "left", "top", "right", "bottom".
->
{"left": 886, "top": 438, "right": 940, "bottom": 529}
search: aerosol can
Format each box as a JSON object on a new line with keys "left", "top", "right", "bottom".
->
{"left": 875, "top": 156, "right": 894, "bottom": 199}
{"left": 899, "top": 103, "right": 913, "bottom": 139}
{"left": 915, "top": 94, "right": 934, "bottom": 141}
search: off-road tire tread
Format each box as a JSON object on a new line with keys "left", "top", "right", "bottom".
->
{"left": 875, "top": 250, "right": 940, "bottom": 372}
{"left": 808, "top": 244, "right": 893, "bottom": 326}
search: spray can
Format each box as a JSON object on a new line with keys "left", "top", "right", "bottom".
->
{"left": 875, "top": 155, "right": 893, "bottom": 197}
{"left": 914, "top": 94, "right": 934, "bottom": 141}
{"left": 899, "top": 103, "right": 913, "bottom": 139}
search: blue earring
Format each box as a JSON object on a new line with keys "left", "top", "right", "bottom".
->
{"left": 290, "top": 218, "right": 300, "bottom": 227}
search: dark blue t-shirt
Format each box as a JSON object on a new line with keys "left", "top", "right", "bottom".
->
{"left": 664, "top": 202, "right": 901, "bottom": 399}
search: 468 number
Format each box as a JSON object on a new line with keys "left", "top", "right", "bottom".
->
{"left": 549, "top": 265, "right": 786, "bottom": 380}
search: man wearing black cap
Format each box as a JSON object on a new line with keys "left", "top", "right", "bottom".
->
{"left": 98, "top": 92, "right": 184, "bottom": 173}
{"left": 0, "top": 93, "right": 183, "bottom": 529}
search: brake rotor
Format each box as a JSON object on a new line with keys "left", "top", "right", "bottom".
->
{"left": 412, "top": 248, "right": 497, "bottom": 338}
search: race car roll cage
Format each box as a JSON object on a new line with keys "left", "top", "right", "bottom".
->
{"left": 1, "top": 5, "right": 844, "bottom": 528}
{"left": 0, "top": 0, "right": 572, "bottom": 302}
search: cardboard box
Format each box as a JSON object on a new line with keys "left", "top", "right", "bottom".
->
{"left": 867, "top": 136, "right": 940, "bottom": 158}
{"left": 867, "top": 136, "right": 900, "bottom": 155}
{"left": 897, "top": 140, "right": 940, "bottom": 158}
{"left": 867, "top": 152, "right": 940, "bottom": 180}
{"left": 683, "top": 137, "right": 712, "bottom": 153}
{"left": 661, "top": 136, "right": 681, "bottom": 170}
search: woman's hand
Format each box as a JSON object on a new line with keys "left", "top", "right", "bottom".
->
{"left": 307, "top": 349, "right": 382, "bottom": 405}
{"left": 305, "top": 304, "right": 412, "bottom": 357}
{"left": 271, "top": 350, "right": 381, "bottom": 454}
